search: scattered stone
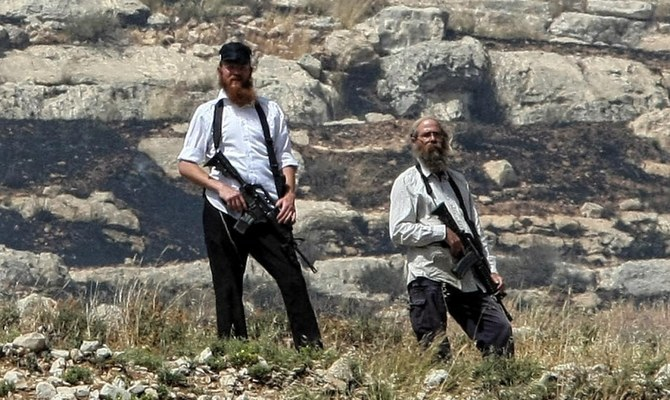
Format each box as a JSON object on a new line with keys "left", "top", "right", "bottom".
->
{"left": 423, "top": 368, "right": 449, "bottom": 388}
{"left": 580, "top": 202, "right": 605, "bottom": 218}
{"left": 483, "top": 159, "right": 519, "bottom": 187}
{"left": 13, "top": 332, "right": 48, "bottom": 353}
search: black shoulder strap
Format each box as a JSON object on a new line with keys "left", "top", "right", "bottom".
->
{"left": 212, "top": 98, "right": 224, "bottom": 150}
{"left": 415, "top": 164, "right": 434, "bottom": 197}
{"left": 254, "top": 101, "right": 285, "bottom": 198}
{"left": 211, "top": 98, "right": 285, "bottom": 198}
{"left": 446, "top": 172, "right": 481, "bottom": 243}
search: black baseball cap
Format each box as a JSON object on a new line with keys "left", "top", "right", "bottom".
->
{"left": 219, "top": 42, "right": 252, "bottom": 65}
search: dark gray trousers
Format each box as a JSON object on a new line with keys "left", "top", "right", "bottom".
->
{"left": 408, "top": 277, "right": 514, "bottom": 358}
{"left": 202, "top": 200, "right": 322, "bottom": 349}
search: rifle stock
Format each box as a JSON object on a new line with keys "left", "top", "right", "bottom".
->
{"left": 204, "top": 152, "right": 317, "bottom": 273}
{"left": 431, "top": 202, "right": 513, "bottom": 321}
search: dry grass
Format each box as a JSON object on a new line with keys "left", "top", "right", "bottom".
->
{"left": 3, "top": 288, "right": 670, "bottom": 398}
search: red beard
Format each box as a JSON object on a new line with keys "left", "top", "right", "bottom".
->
{"left": 222, "top": 78, "right": 256, "bottom": 107}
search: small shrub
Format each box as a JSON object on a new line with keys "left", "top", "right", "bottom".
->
{"left": 206, "top": 355, "right": 227, "bottom": 372}
{"left": 473, "top": 357, "right": 542, "bottom": 389}
{"left": 0, "top": 381, "right": 15, "bottom": 396}
{"left": 51, "top": 300, "right": 90, "bottom": 348}
{"left": 247, "top": 361, "right": 273, "bottom": 381}
{"left": 208, "top": 339, "right": 260, "bottom": 368}
{"left": 63, "top": 13, "right": 121, "bottom": 43}
{"left": 640, "top": 355, "right": 667, "bottom": 377}
{"left": 270, "top": 342, "right": 326, "bottom": 370}
{"left": 156, "top": 384, "right": 170, "bottom": 398}
{"left": 157, "top": 368, "right": 188, "bottom": 387}
{"left": 117, "top": 347, "right": 164, "bottom": 371}
{"left": 0, "top": 305, "right": 19, "bottom": 330}
{"left": 63, "top": 366, "right": 93, "bottom": 385}
{"left": 228, "top": 346, "right": 260, "bottom": 368}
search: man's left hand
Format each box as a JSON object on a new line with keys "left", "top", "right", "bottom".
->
{"left": 275, "top": 192, "right": 297, "bottom": 224}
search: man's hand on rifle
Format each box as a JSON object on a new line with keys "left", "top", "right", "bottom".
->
{"left": 491, "top": 272, "right": 505, "bottom": 292}
{"left": 445, "top": 228, "right": 465, "bottom": 258}
{"left": 275, "top": 191, "right": 296, "bottom": 225}
{"left": 218, "top": 183, "right": 247, "bottom": 212}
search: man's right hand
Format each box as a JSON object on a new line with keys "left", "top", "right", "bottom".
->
{"left": 178, "top": 160, "right": 248, "bottom": 212}
{"left": 446, "top": 228, "right": 464, "bottom": 259}
{"left": 218, "top": 184, "right": 247, "bottom": 212}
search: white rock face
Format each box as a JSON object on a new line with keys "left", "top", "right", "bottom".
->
{"left": 0, "top": 0, "right": 150, "bottom": 23}
{"left": 490, "top": 50, "right": 668, "bottom": 125}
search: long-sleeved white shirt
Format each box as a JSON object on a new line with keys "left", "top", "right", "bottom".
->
{"left": 178, "top": 90, "right": 298, "bottom": 216}
{"left": 389, "top": 161, "right": 496, "bottom": 292}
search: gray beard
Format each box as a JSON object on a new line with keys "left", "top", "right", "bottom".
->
{"left": 413, "top": 146, "right": 448, "bottom": 174}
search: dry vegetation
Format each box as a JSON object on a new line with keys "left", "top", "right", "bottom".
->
{"left": 1, "top": 285, "right": 670, "bottom": 399}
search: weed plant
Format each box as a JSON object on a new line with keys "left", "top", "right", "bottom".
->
{"left": 62, "top": 365, "right": 93, "bottom": 385}
{"left": 0, "top": 381, "right": 15, "bottom": 397}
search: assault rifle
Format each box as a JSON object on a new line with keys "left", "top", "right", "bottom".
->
{"left": 205, "top": 152, "right": 316, "bottom": 273}
{"left": 431, "top": 202, "right": 513, "bottom": 321}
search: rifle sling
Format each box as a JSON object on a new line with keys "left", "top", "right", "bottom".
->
{"left": 415, "top": 164, "right": 482, "bottom": 246}
{"left": 444, "top": 173, "right": 479, "bottom": 244}
{"left": 212, "top": 98, "right": 285, "bottom": 198}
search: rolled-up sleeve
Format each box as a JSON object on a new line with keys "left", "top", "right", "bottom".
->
{"left": 270, "top": 103, "right": 298, "bottom": 169}
{"left": 178, "top": 103, "right": 212, "bottom": 164}
{"left": 389, "top": 174, "right": 446, "bottom": 248}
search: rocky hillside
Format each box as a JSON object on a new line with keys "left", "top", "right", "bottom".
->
{"left": 3, "top": 0, "right": 670, "bottom": 399}
{"left": 1, "top": 0, "right": 670, "bottom": 308}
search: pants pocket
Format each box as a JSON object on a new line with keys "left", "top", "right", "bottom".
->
{"left": 408, "top": 283, "right": 445, "bottom": 339}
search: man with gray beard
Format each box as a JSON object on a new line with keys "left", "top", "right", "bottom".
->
{"left": 389, "top": 117, "right": 513, "bottom": 361}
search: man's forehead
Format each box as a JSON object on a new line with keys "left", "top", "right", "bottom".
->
{"left": 419, "top": 119, "right": 440, "bottom": 129}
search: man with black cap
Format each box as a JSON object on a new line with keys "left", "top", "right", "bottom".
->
{"left": 177, "top": 42, "right": 322, "bottom": 349}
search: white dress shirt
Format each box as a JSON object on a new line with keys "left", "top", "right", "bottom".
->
{"left": 389, "top": 161, "right": 496, "bottom": 292}
{"left": 178, "top": 90, "right": 298, "bottom": 216}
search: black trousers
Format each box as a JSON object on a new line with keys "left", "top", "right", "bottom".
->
{"left": 408, "top": 277, "right": 514, "bottom": 358}
{"left": 202, "top": 200, "right": 322, "bottom": 349}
